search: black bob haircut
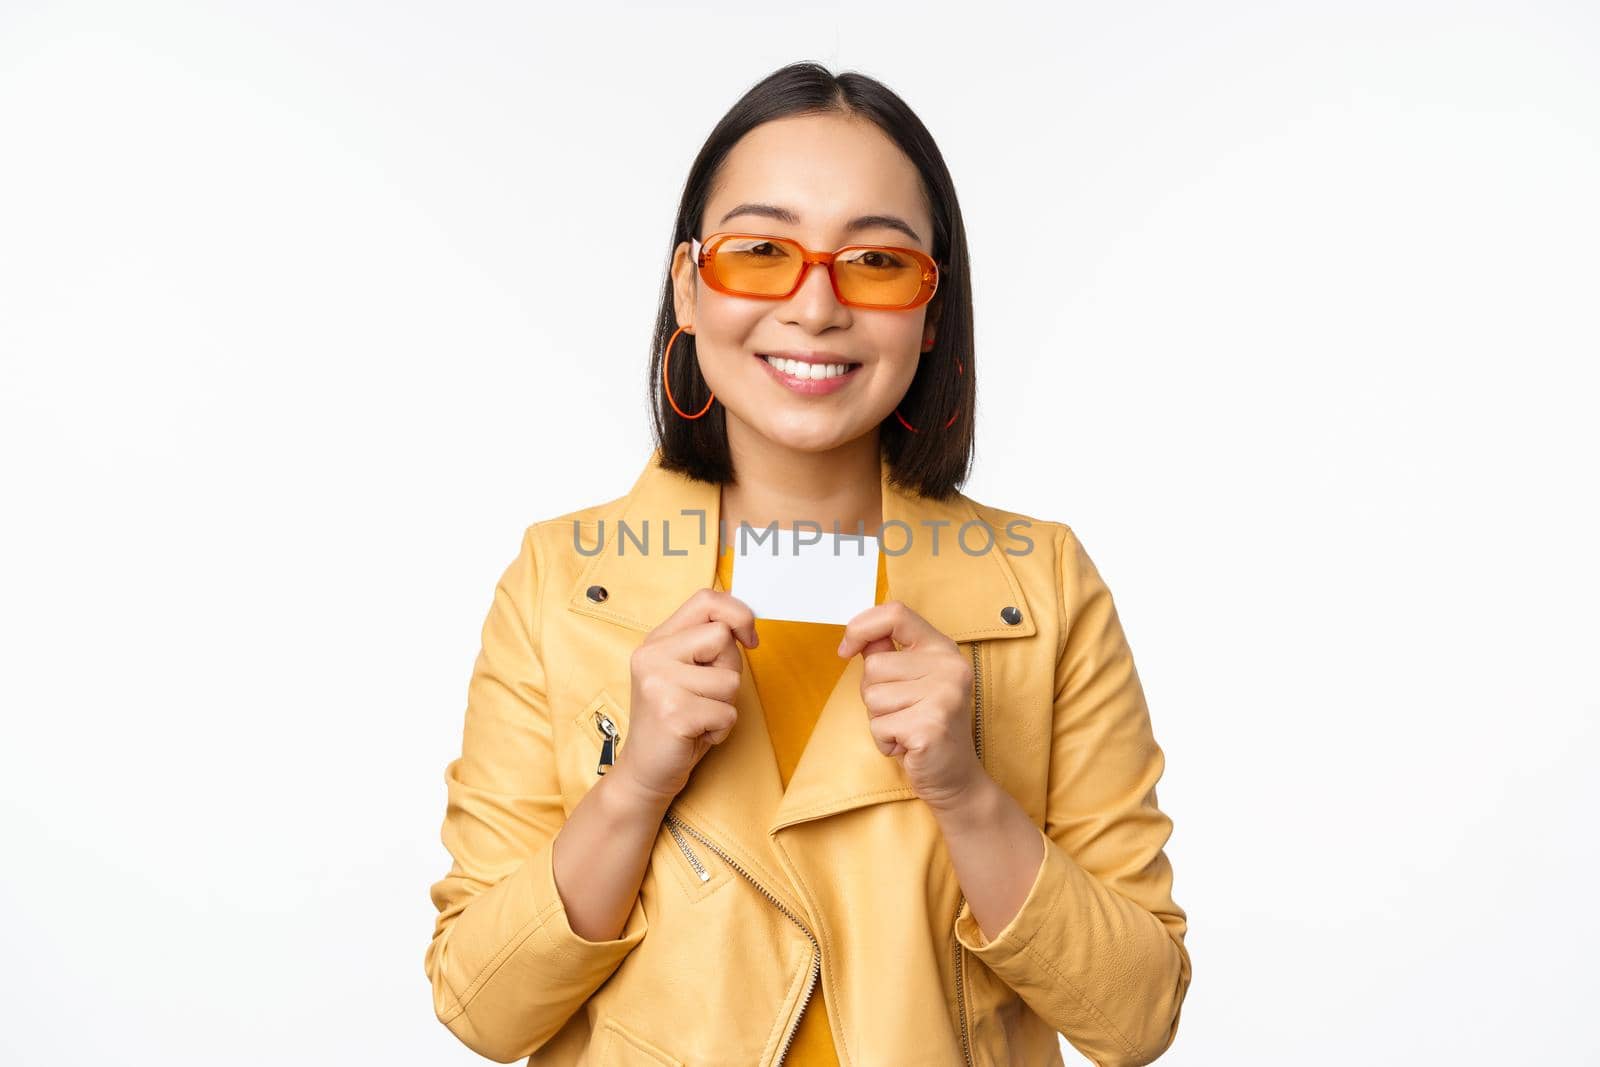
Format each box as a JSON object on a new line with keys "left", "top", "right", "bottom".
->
{"left": 647, "top": 61, "right": 976, "bottom": 500}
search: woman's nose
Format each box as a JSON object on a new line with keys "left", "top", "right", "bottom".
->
{"left": 782, "top": 261, "right": 850, "bottom": 326}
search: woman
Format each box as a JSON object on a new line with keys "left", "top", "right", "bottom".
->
{"left": 424, "top": 62, "right": 1191, "bottom": 1067}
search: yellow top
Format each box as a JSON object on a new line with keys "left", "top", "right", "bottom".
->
{"left": 712, "top": 541, "right": 888, "bottom": 1066}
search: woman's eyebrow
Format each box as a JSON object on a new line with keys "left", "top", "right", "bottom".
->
{"left": 715, "top": 202, "right": 923, "bottom": 245}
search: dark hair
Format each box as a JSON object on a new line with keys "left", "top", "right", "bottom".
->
{"left": 647, "top": 61, "right": 975, "bottom": 500}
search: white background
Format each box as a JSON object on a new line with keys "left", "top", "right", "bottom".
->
{"left": 2, "top": 2, "right": 1596, "bottom": 1063}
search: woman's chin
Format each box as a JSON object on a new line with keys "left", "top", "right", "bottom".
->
{"left": 749, "top": 413, "right": 871, "bottom": 454}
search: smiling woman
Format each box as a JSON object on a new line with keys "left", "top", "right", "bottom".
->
{"left": 425, "top": 61, "right": 1192, "bottom": 1067}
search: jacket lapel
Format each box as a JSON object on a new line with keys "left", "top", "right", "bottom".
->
{"left": 564, "top": 449, "right": 1040, "bottom": 900}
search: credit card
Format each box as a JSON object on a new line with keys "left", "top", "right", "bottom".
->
{"left": 728, "top": 528, "right": 880, "bottom": 625}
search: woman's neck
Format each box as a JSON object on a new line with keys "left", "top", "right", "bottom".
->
{"left": 718, "top": 428, "right": 883, "bottom": 552}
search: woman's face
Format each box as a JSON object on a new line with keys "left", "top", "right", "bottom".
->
{"left": 671, "top": 112, "right": 940, "bottom": 456}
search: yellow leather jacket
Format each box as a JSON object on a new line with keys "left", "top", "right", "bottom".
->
{"left": 424, "top": 449, "right": 1192, "bottom": 1066}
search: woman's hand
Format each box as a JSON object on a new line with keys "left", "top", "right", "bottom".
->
{"left": 615, "top": 588, "right": 758, "bottom": 806}
{"left": 836, "top": 601, "right": 986, "bottom": 813}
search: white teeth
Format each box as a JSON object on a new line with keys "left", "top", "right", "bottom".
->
{"left": 763, "top": 354, "right": 855, "bottom": 379}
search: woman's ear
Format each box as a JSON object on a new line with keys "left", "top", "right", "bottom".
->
{"left": 922, "top": 295, "right": 942, "bottom": 348}
{"left": 671, "top": 240, "right": 698, "bottom": 330}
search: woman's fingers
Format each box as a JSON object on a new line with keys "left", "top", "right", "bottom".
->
{"left": 649, "top": 618, "right": 748, "bottom": 673}
{"left": 650, "top": 587, "right": 759, "bottom": 651}
{"left": 837, "top": 599, "right": 951, "bottom": 659}
{"left": 860, "top": 646, "right": 942, "bottom": 686}
{"left": 661, "top": 688, "right": 741, "bottom": 745}
{"left": 660, "top": 657, "right": 742, "bottom": 706}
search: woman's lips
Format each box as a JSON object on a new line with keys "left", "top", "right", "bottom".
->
{"left": 754, "top": 353, "right": 861, "bottom": 396}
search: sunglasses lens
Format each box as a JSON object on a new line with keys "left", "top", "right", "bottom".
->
{"left": 708, "top": 237, "right": 805, "bottom": 297}
{"left": 834, "top": 247, "right": 929, "bottom": 308}
{"left": 707, "top": 237, "right": 933, "bottom": 308}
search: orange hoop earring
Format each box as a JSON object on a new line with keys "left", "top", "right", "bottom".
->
{"left": 663, "top": 324, "right": 716, "bottom": 420}
{"left": 894, "top": 351, "right": 964, "bottom": 433}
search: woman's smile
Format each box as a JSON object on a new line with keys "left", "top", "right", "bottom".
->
{"left": 754, "top": 351, "right": 864, "bottom": 395}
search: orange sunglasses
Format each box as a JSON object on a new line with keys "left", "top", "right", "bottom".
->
{"left": 691, "top": 231, "right": 942, "bottom": 311}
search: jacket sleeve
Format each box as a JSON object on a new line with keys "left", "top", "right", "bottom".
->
{"left": 424, "top": 525, "right": 649, "bottom": 1063}
{"left": 955, "top": 523, "right": 1191, "bottom": 1067}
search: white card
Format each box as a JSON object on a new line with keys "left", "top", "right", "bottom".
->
{"left": 727, "top": 529, "right": 880, "bottom": 625}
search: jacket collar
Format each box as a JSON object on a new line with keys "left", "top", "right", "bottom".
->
{"left": 566, "top": 447, "right": 1039, "bottom": 644}
{"left": 564, "top": 448, "right": 1038, "bottom": 912}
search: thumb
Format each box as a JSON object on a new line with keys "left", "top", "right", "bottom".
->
{"left": 841, "top": 635, "right": 896, "bottom": 658}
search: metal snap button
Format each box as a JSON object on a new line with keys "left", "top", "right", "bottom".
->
{"left": 586, "top": 585, "right": 609, "bottom": 603}
{"left": 1000, "top": 605, "right": 1022, "bottom": 625}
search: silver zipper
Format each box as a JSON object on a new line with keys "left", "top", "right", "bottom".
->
{"left": 953, "top": 924, "right": 973, "bottom": 1067}
{"left": 662, "top": 809, "right": 820, "bottom": 1067}
{"left": 593, "top": 711, "right": 620, "bottom": 776}
{"left": 952, "top": 640, "right": 985, "bottom": 1067}
{"left": 664, "top": 818, "right": 711, "bottom": 883}
{"left": 970, "top": 640, "right": 984, "bottom": 764}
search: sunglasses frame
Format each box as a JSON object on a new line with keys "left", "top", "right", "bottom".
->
{"left": 690, "top": 231, "right": 943, "bottom": 311}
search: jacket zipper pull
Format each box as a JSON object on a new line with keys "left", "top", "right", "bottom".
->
{"left": 595, "top": 712, "right": 620, "bottom": 776}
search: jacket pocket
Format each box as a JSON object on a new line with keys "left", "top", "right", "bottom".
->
{"left": 596, "top": 1016, "right": 685, "bottom": 1066}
